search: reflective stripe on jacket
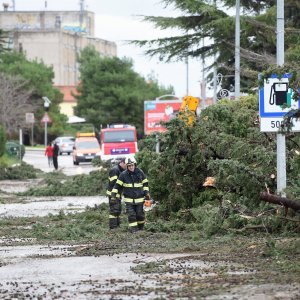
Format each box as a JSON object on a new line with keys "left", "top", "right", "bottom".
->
{"left": 111, "top": 167, "right": 149, "bottom": 203}
{"left": 106, "top": 164, "right": 124, "bottom": 197}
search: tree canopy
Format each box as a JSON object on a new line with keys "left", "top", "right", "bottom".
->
{"left": 136, "top": 95, "right": 300, "bottom": 234}
{"left": 75, "top": 46, "right": 174, "bottom": 135}
{"left": 0, "top": 73, "right": 34, "bottom": 136}
{"left": 131, "top": 0, "right": 300, "bottom": 92}
{"left": 0, "top": 29, "right": 9, "bottom": 54}
{"left": 0, "top": 51, "right": 67, "bottom": 141}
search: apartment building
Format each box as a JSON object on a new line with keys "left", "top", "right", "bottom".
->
{"left": 0, "top": 9, "right": 117, "bottom": 86}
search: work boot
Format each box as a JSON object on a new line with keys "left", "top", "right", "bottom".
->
{"left": 137, "top": 224, "right": 144, "bottom": 231}
{"left": 129, "top": 226, "right": 138, "bottom": 233}
{"left": 109, "top": 218, "right": 118, "bottom": 229}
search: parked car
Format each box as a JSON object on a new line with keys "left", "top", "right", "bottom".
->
{"left": 54, "top": 136, "right": 75, "bottom": 155}
{"left": 72, "top": 133, "right": 101, "bottom": 165}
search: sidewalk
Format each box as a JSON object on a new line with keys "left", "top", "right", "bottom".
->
{"left": 25, "top": 146, "right": 44, "bottom": 151}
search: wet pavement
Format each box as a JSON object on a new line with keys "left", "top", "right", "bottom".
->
{"left": 1, "top": 243, "right": 299, "bottom": 299}
{"left": 0, "top": 151, "right": 299, "bottom": 299}
{"left": 0, "top": 195, "right": 106, "bottom": 217}
{"left": 23, "top": 148, "right": 98, "bottom": 176}
{"left": 0, "top": 243, "right": 198, "bottom": 300}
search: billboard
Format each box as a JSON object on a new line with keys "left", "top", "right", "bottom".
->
{"left": 144, "top": 100, "right": 182, "bottom": 135}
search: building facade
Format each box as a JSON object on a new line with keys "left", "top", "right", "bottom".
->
{"left": 0, "top": 10, "right": 117, "bottom": 86}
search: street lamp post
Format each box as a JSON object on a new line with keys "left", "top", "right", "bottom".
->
{"left": 235, "top": 0, "right": 241, "bottom": 100}
{"left": 276, "top": 0, "right": 286, "bottom": 196}
{"left": 42, "top": 96, "right": 51, "bottom": 147}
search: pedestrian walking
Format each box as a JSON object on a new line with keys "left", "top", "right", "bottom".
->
{"left": 45, "top": 142, "right": 54, "bottom": 167}
{"left": 53, "top": 141, "right": 59, "bottom": 170}
{"left": 106, "top": 158, "right": 127, "bottom": 229}
{"left": 111, "top": 157, "right": 151, "bottom": 233}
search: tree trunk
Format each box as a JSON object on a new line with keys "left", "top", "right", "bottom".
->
{"left": 260, "top": 191, "right": 300, "bottom": 212}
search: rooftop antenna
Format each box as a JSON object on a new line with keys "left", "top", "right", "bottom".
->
{"left": 79, "top": 0, "right": 84, "bottom": 29}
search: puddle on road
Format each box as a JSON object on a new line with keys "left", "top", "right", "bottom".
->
{"left": 0, "top": 244, "right": 75, "bottom": 261}
{"left": 0, "top": 195, "right": 106, "bottom": 218}
{"left": 0, "top": 179, "right": 42, "bottom": 193}
{"left": 0, "top": 247, "right": 193, "bottom": 300}
{"left": 0, "top": 244, "right": 298, "bottom": 299}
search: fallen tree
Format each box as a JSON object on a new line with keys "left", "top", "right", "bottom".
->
{"left": 260, "top": 191, "right": 300, "bottom": 212}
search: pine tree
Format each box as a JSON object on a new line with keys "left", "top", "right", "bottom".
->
{"left": 132, "top": 0, "right": 300, "bottom": 92}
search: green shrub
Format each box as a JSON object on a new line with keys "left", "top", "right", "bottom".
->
{"left": 0, "top": 162, "right": 37, "bottom": 180}
{"left": 191, "top": 204, "right": 224, "bottom": 237}
{"left": 5, "top": 140, "right": 25, "bottom": 159}
{"left": 20, "top": 168, "right": 108, "bottom": 196}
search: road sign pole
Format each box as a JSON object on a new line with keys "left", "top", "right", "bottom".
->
{"left": 44, "top": 122, "right": 47, "bottom": 147}
{"left": 31, "top": 123, "right": 34, "bottom": 146}
{"left": 19, "top": 127, "right": 23, "bottom": 163}
{"left": 235, "top": 0, "right": 240, "bottom": 100}
{"left": 276, "top": 0, "right": 286, "bottom": 196}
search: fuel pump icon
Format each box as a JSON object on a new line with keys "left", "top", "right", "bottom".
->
{"left": 269, "top": 82, "right": 292, "bottom": 107}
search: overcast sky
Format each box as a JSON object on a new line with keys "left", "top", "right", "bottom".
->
{"left": 4, "top": 0, "right": 206, "bottom": 98}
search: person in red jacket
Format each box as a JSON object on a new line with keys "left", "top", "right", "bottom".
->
{"left": 45, "top": 142, "right": 54, "bottom": 167}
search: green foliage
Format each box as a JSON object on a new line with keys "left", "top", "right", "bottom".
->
{"left": 32, "top": 205, "right": 109, "bottom": 241}
{"left": 5, "top": 140, "right": 25, "bottom": 159}
{"left": 0, "top": 29, "right": 9, "bottom": 53}
{"left": 222, "top": 213, "right": 248, "bottom": 230}
{"left": 135, "top": 147, "right": 159, "bottom": 175}
{"left": 132, "top": 1, "right": 300, "bottom": 92}
{"left": 20, "top": 169, "right": 108, "bottom": 196}
{"left": 191, "top": 205, "right": 225, "bottom": 237}
{"left": 0, "top": 51, "right": 67, "bottom": 142}
{"left": 75, "top": 46, "right": 174, "bottom": 135}
{"left": 137, "top": 95, "right": 300, "bottom": 234}
{"left": 0, "top": 162, "right": 37, "bottom": 180}
{"left": 0, "top": 125, "right": 6, "bottom": 157}
{"left": 137, "top": 134, "right": 157, "bottom": 152}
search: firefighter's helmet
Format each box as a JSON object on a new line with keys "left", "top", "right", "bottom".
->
{"left": 125, "top": 157, "right": 137, "bottom": 166}
{"left": 203, "top": 177, "right": 215, "bottom": 187}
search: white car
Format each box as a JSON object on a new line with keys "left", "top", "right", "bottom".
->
{"left": 54, "top": 136, "right": 75, "bottom": 155}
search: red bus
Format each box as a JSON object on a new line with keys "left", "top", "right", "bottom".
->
{"left": 100, "top": 124, "right": 138, "bottom": 161}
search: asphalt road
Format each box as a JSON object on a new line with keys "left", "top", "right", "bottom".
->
{"left": 23, "top": 148, "right": 98, "bottom": 176}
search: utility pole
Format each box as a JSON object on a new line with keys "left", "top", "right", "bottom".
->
{"left": 201, "top": 39, "right": 206, "bottom": 108}
{"left": 235, "top": 0, "right": 240, "bottom": 100}
{"left": 42, "top": 97, "right": 51, "bottom": 147}
{"left": 276, "top": 0, "right": 286, "bottom": 196}
{"left": 213, "top": 0, "right": 218, "bottom": 104}
{"left": 79, "top": 0, "right": 84, "bottom": 29}
{"left": 186, "top": 56, "right": 189, "bottom": 95}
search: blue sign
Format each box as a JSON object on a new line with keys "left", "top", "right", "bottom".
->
{"left": 259, "top": 73, "right": 300, "bottom": 117}
{"left": 145, "top": 102, "right": 156, "bottom": 110}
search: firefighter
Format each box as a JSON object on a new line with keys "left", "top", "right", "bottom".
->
{"left": 111, "top": 157, "right": 150, "bottom": 233}
{"left": 106, "top": 158, "right": 127, "bottom": 229}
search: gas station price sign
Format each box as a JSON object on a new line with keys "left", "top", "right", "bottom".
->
{"left": 259, "top": 73, "right": 300, "bottom": 132}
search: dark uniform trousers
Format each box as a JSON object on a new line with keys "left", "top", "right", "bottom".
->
{"left": 109, "top": 197, "right": 122, "bottom": 229}
{"left": 126, "top": 202, "right": 145, "bottom": 232}
{"left": 107, "top": 164, "right": 124, "bottom": 229}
